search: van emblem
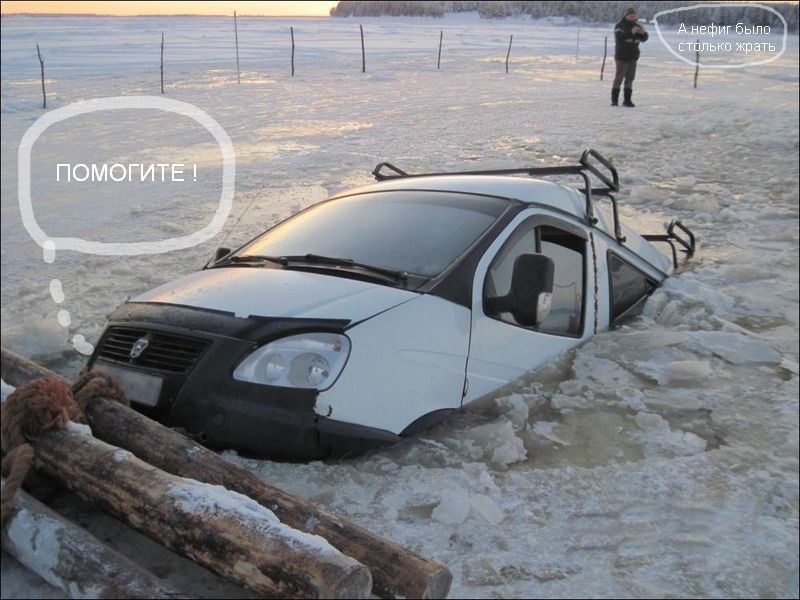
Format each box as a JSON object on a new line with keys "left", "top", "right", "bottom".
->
{"left": 130, "top": 338, "right": 149, "bottom": 359}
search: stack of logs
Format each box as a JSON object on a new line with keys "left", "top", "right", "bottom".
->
{"left": 0, "top": 347, "right": 452, "bottom": 599}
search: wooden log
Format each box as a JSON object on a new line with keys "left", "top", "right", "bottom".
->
{"left": 28, "top": 425, "right": 372, "bottom": 599}
{"left": 1, "top": 348, "right": 453, "bottom": 599}
{"left": 2, "top": 479, "right": 186, "bottom": 599}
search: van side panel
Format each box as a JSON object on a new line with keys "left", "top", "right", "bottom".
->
{"left": 315, "top": 295, "right": 470, "bottom": 434}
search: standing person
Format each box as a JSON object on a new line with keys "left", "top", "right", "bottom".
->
{"left": 612, "top": 7, "right": 648, "bottom": 107}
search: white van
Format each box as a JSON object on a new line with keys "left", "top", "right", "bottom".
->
{"left": 89, "top": 150, "right": 695, "bottom": 459}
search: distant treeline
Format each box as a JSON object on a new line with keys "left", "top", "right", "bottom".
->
{"left": 330, "top": 1, "right": 799, "bottom": 31}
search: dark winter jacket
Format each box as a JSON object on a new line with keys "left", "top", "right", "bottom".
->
{"left": 614, "top": 18, "right": 649, "bottom": 61}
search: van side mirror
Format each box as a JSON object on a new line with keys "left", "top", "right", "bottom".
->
{"left": 486, "top": 253, "right": 555, "bottom": 327}
{"left": 213, "top": 247, "right": 232, "bottom": 263}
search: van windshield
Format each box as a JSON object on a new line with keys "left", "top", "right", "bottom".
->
{"left": 235, "top": 191, "right": 509, "bottom": 277}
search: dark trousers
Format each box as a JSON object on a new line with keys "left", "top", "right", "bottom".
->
{"left": 612, "top": 59, "right": 637, "bottom": 90}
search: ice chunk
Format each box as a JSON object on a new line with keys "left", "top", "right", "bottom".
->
{"left": 617, "top": 387, "right": 647, "bottom": 411}
{"left": 634, "top": 412, "right": 666, "bottom": 429}
{"left": 632, "top": 412, "right": 707, "bottom": 457}
{"left": 559, "top": 379, "right": 584, "bottom": 395}
{"left": 688, "top": 331, "right": 782, "bottom": 365}
{"left": 490, "top": 439, "right": 527, "bottom": 469}
{"left": 664, "top": 360, "right": 712, "bottom": 382}
{"left": 469, "top": 494, "right": 504, "bottom": 525}
{"left": 700, "top": 287, "right": 735, "bottom": 316}
{"left": 458, "top": 420, "right": 527, "bottom": 468}
{"left": 532, "top": 421, "right": 569, "bottom": 446}
{"left": 432, "top": 488, "right": 470, "bottom": 525}
{"left": 636, "top": 360, "right": 712, "bottom": 385}
{"left": 462, "top": 557, "right": 503, "bottom": 586}
{"left": 618, "top": 330, "right": 689, "bottom": 349}
{"left": 494, "top": 393, "right": 530, "bottom": 430}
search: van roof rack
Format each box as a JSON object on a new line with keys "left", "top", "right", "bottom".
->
{"left": 372, "top": 149, "right": 696, "bottom": 269}
{"left": 642, "top": 220, "right": 696, "bottom": 269}
{"left": 373, "top": 149, "right": 628, "bottom": 243}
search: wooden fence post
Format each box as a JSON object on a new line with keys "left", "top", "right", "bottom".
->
{"left": 505, "top": 34, "right": 513, "bottom": 74}
{"left": 360, "top": 24, "right": 366, "bottom": 73}
{"left": 291, "top": 26, "right": 295, "bottom": 76}
{"left": 160, "top": 32, "right": 165, "bottom": 94}
{"left": 36, "top": 43, "right": 46, "bottom": 109}
{"left": 234, "top": 11, "right": 241, "bottom": 84}
{"left": 437, "top": 30, "right": 443, "bottom": 69}
{"left": 600, "top": 35, "right": 608, "bottom": 80}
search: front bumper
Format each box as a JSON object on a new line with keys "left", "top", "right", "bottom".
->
{"left": 89, "top": 302, "right": 400, "bottom": 460}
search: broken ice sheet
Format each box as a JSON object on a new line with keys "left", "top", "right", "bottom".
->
{"left": 634, "top": 359, "right": 712, "bottom": 386}
{"left": 687, "top": 330, "right": 782, "bottom": 365}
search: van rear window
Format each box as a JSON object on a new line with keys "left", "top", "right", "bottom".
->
{"left": 608, "top": 253, "right": 656, "bottom": 323}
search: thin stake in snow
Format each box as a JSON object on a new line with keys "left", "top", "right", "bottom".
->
{"left": 290, "top": 26, "right": 295, "bottom": 76}
{"left": 694, "top": 38, "right": 700, "bottom": 89}
{"left": 234, "top": 11, "right": 241, "bottom": 84}
{"left": 576, "top": 26, "right": 581, "bottom": 60}
{"left": 36, "top": 43, "right": 46, "bottom": 109}
{"left": 600, "top": 36, "right": 608, "bottom": 80}
{"left": 505, "top": 34, "right": 513, "bottom": 74}
{"left": 160, "top": 32, "right": 165, "bottom": 94}
{"left": 437, "top": 30, "right": 443, "bottom": 69}
{"left": 360, "top": 24, "right": 366, "bottom": 73}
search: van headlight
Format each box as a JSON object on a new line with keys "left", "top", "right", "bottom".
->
{"left": 233, "top": 333, "right": 351, "bottom": 391}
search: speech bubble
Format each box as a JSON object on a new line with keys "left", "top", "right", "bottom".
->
{"left": 651, "top": 3, "right": 788, "bottom": 69}
{"left": 18, "top": 95, "right": 235, "bottom": 255}
{"left": 18, "top": 96, "right": 235, "bottom": 355}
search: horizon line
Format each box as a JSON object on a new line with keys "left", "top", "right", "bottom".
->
{"left": 1, "top": 12, "right": 335, "bottom": 18}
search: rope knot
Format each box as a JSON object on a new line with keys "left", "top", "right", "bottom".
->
{"left": 71, "top": 370, "right": 129, "bottom": 412}
{"left": 1, "top": 371, "right": 127, "bottom": 529}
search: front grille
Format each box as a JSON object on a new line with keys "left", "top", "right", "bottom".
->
{"left": 97, "top": 326, "right": 210, "bottom": 374}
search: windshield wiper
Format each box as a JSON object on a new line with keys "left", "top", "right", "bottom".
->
{"left": 215, "top": 255, "right": 288, "bottom": 267}
{"left": 283, "top": 254, "right": 409, "bottom": 282}
{"left": 214, "top": 253, "right": 408, "bottom": 283}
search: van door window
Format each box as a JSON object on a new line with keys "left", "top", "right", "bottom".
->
{"left": 485, "top": 223, "right": 586, "bottom": 337}
{"left": 608, "top": 253, "right": 656, "bottom": 323}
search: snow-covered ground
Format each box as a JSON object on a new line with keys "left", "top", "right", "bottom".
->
{"left": 1, "top": 13, "right": 798, "bottom": 599}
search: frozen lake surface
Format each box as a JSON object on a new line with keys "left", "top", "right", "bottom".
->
{"left": 1, "top": 13, "right": 798, "bottom": 599}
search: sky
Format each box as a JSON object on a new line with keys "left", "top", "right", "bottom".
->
{"left": 1, "top": 1, "right": 340, "bottom": 16}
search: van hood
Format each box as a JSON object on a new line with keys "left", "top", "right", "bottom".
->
{"left": 131, "top": 267, "right": 418, "bottom": 323}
